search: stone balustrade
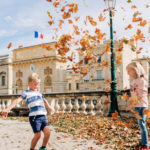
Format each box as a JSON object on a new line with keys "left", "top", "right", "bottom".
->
{"left": 0, "top": 89, "right": 150, "bottom": 116}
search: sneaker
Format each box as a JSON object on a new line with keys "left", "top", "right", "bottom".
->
{"left": 138, "top": 145, "right": 149, "bottom": 150}
{"left": 39, "top": 147, "right": 47, "bottom": 150}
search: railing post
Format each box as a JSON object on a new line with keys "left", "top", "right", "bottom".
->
{"left": 102, "top": 95, "right": 111, "bottom": 116}
{"left": 95, "top": 96, "right": 103, "bottom": 116}
{"left": 54, "top": 98, "right": 60, "bottom": 114}
{"left": 60, "top": 97, "right": 66, "bottom": 113}
{"left": 87, "top": 97, "right": 94, "bottom": 115}
{"left": 1, "top": 100, "right": 6, "bottom": 111}
{"left": 80, "top": 98, "right": 87, "bottom": 114}
{"left": 73, "top": 98, "right": 79, "bottom": 113}
{"left": 66, "top": 98, "right": 72, "bottom": 113}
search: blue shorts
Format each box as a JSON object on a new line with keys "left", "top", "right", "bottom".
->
{"left": 29, "top": 115, "right": 49, "bottom": 133}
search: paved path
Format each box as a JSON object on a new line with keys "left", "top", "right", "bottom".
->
{"left": 0, "top": 118, "right": 111, "bottom": 150}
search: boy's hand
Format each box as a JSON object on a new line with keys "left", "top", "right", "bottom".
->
{"left": 50, "top": 107, "right": 55, "bottom": 114}
{"left": 1, "top": 111, "right": 8, "bottom": 119}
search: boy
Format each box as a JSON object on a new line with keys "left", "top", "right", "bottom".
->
{"left": 2, "top": 72, "right": 55, "bottom": 150}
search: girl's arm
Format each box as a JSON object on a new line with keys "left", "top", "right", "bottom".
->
{"left": 1, "top": 96, "right": 23, "bottom": 118}
{"left": 43, "top": 98, "right": 55, "bottom": 113}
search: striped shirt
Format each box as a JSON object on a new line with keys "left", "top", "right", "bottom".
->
{"left": 21, "top": 90, "right": 47, "bottom": 116}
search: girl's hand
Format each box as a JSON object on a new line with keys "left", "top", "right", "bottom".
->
{"left": 126, "top": 105, "right": 132, "bottom": 111}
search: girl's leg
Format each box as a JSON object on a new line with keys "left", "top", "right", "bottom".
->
{"left": 30, "top": 132, "right": 41, "bottom": 149}
{"left": 135, "top": 107, "right": 149, "bottom": 147}
{"left": 42, "top": 126, "right": 50, "bottom": 147}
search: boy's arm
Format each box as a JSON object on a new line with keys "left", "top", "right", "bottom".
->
{"left": 1, "top": 96, "right": 23, "bottom": 118}
{"left": 43, "top": 98, "right": 55, "bottom": 113}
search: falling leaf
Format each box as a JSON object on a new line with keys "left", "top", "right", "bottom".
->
{"left": 104, "top": 87, "right": 110, "bottom": 92}
{"left": 131, "top": 110, "right": 142, "bottom": 119}
{"left": 75, "top": 16, "right": 80, "bottom": 21}
{"left": 112, "top": 111, "right": 119, "bottom": 117}
{"left": 82, "top": 95, "right": 86, "bottom": 99}
{"left": 68, "top": 19, "right": 73, "bottom": 24}
{"left": 125, "top": 24, "right": 133, "bottom": 30}
{"left": 139, "top": 20, "right": 147, "bottom": 27}
{"left": 105, "top": 45, "right": 111, "bottom": 53}
{"left": 132, "top": 17, "right": 142, "bottom": 22}
{"left": 62, "top": 12, "right": 71, "bottom": 19}
{"left": 47, "top": 11, "right": 53, "bottom": 19}
{"left": 146, "top": 5, "right": 149, "bottom": 8}
{"left": 53, "top": 1, "right": 60, "bottom": 7}
{"left": 98, "top": 13, "right": 106, "bottom": 22}
{"left": 143, "top": 109, "right": 150, "bottom": 115}
{"left": 46, "top": 0, "right": 52, "bottom": 2}
{"left": 46, "top": 46, "right": 53, "bottom": 51}
{"left": 127, "top": 0, "right": 132, "bottom": 3}
{"left": 7, "top": 43, "right": 12, "bottom": 49}
{"left": 87, "top": 16, "right": 97, "bottom": 26}
{"left": 102, "top": 61, "right": 109, "bottom": 67}
{"left": 48, "top": 21, "right": 54, "bottom": 26}
{"left": 104, "top": 99, "right": 111, "bottom": 105}
{"left": 121, "top": 93, "right": 129, "bottom": 100}
{"left": 106, "top": 78, "right": 112, "bottom": 84}
{"left": 18, "top": 45, "right": 23, "bottom": 48}
{"left": 131, "top": 5, "right": 137, "bottom": 9}
{"left": 125, "top": 121, "right": 132, "bottom": 128}
{"left": 148, "top": 26, "right": 150, "bottom": 33}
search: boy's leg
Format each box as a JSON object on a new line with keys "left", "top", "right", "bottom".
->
{"left": 30, "top": 132, "right": 41, "bottom": 149}
{"left": 42, "top": 126, "right": 50, "bottom": 147}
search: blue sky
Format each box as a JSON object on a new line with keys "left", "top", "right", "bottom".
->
{"left": 0, "top": 0, "right": 150, "bottom": 57}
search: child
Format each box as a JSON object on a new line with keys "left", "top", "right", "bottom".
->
{"left": 126, "top": 62, "right": 149, "bottom": 150}
{"left": 2, "top": 72, "right": 55, "bottom": 150}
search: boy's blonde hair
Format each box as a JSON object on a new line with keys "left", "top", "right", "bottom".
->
{"left": 28, "top": 72, "right": 40, "bottom": 83}
{"left": 126, "top": 62, "right": 145, "bottom": 78}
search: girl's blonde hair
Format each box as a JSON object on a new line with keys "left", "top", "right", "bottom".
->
{"left": 126, "top": 62, "right": 145, "bottom": 78}
{"left": 28, "top": 72, "right": 40, "bottom": 83}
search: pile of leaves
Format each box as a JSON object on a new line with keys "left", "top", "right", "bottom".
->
{"left": 47, "top": 113, "right": 150, "bottom": 150}
{"left": 8, "top": 113, "right": 150, "bottom": 150}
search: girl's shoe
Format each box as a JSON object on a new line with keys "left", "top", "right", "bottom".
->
{"left": 138, "top": 145, "right": 149, "bottom": 150}
{"left": 39, "top": 147, "right": 47, "bottom": 150}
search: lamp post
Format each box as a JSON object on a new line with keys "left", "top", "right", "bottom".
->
{"left": 104, "top": 0, "right": 120, "bottom": 116}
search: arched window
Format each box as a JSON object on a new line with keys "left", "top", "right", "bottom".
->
{"left": 44, "top": 76, "right": 52, "bottom": 86}
{"left": 1, "top": 76, "right": 5, "bottom": 86}
{"left": 16, "top": 79, "right": 23, "bottom": 90}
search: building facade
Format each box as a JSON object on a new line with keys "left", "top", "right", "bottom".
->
{"left": 0, "top": 55, "right": 12, "bottom": 94}
{"left": 67, "top": 41, "right": 137, "bottom": 92}
{"left": 0, "top": 41, "right": 149, "bottom": 95}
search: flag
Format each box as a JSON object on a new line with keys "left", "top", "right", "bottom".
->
{"left": 34, "top": 31, "right": 38, "bottom": 38}
{"left": 40, "top": 33, "right": 43, "bottom": 39}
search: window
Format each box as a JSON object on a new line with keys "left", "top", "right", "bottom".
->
{"left": 76, "top": 83, "right": 79, "bottom": 90}
{"left": 97, "top": 54, "right": 101, "bottom": 63}
{"left": 97, "top": 87, "right": 102, "bottom": 91}
{"left": 84, "top": 88, "right": 89, "bottom": 91}
{"left": 44, "top": 76, "right": 52, "bottom": 86}
{"left": 1, "top": 76, "right": 5, "bottom": 86}
{"left": 84, "top": 58, "right": 88, "bottom": 64}
{"left": 97, "top": 70, "right": 102, "bottom": 79}
{"left": 30, "top": 64, "right": 35, "bottom": 71}
{"left": 69, "top": 83, "right": 71, "bottom": 90}
{"left": 84, "top": 74, "right": 89, "bottom": 82}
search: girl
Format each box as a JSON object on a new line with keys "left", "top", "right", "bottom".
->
{"left": 126, "top": 62, "right": 149, "bottom": 150}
